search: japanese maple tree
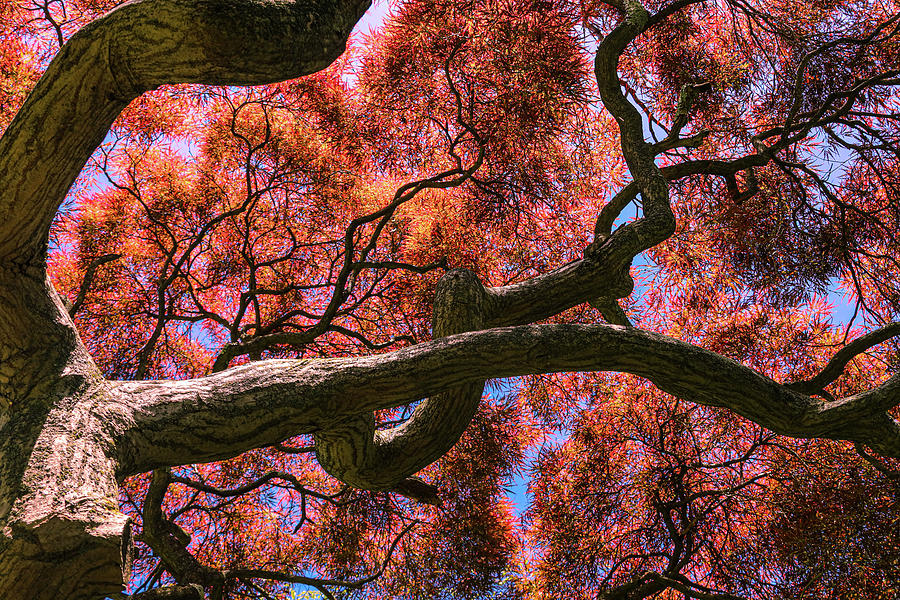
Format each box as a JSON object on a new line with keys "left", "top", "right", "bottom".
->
{"left": 1, "top": 0, "right": 899, "bottom": 599}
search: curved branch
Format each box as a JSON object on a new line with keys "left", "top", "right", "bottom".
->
{"left": 643, "top": 573, "right": 747, "bottom": 600}
{"left": 227, "top": 518, "right": 418, "bottom": 590}
{"left": 170, "top": 471, "right": 339, "bottom": 500}
{"left": 112, "top": 323, "right": 900, "bottom": 481}
{"left": 313, "top": 269, "right": 487, "bottom": 491}
{"left": 788, "top": 322, "right": 900, "bottom": 394}
{"left": 141, "top": 469, "right": 223, "bottom": 588}
{"left": 593, "top": 0, "right": 676, "bottom": 259}
{"left": 481, "top": 152, "right": 771, "bottom": 327}
{"left": 0, "top": 0, "right": 371, "bottom": 263}
{"left": 592, "top": 182, "right": 639, "bottom": 245}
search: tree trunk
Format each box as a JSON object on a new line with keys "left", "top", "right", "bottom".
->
{"left": 0, "top": 267, "right": 130, "bottom": 599}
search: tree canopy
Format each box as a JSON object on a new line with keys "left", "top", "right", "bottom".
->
{"left": 0, "top": 0, "right": 899, "bottom": 598}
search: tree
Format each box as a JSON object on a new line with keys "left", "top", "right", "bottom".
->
{"left": 1, "top": 0, "right": 899, "bottom": 598}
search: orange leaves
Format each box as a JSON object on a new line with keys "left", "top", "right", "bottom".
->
{"left": 357, "top": 0, "right": 592, "bottom": 218}
{"left": 731, "top": 440, "right": 900, "bottom": 599}
{"left": 525, "top": 385, "right": 776, "bottom": 597}
{"left": 0, "top": 3, "right": 43, "bottom": 133}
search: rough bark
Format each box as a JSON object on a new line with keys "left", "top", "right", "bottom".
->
{"left": 314, "top": 268, "right": 488, "bottom": 491}
{"left": 0, "top": 269, "right": 129, "bottom": 600}
{"left": 111, "top": 324, "right": 900, "bottom": 477}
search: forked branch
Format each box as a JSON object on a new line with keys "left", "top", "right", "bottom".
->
{"left": 788, "top": 322, "right": 900, "bottom": 395}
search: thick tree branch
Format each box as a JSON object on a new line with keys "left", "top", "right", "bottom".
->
{"left": 590, "top": 296, "right": 633, "bottom": 326}
{"left": 308, "top": 270, "right": 488, "bottom": 492}
{"left": 593, "top": 0, "right": 676, "bottom": 257}
{"left": 482, "top": 252, "right": 635, "bottom": 327}
{"left": 112, "top": 323, "right": 900, "bottom": 480}
{"left": 482, "top": 149, "right": 776, "bottom": 327}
